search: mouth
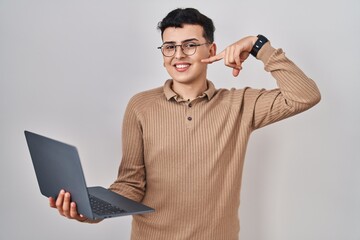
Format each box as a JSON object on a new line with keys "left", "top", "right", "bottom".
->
{"left": 174, "top": 63, "right": 191, "bottom": 72}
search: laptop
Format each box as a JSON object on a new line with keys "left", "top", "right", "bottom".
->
{"left": 24, "top": 130, "right": 154, "bottom": 220}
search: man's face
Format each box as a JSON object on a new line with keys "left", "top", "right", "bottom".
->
{"left": 161, "top": 24, "right": 216, "bottom": 85}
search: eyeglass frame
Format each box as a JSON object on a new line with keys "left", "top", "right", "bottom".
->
{"left": 157, "top": 42, "right": 210, "bottom": 57}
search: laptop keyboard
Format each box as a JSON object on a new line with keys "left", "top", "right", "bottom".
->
{"left": 89, "top": 195, "right": 126, "bottom": 216}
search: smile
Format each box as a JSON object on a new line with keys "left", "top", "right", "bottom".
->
{"left": 174, "top": 63, "right": 191, "bottom": 72}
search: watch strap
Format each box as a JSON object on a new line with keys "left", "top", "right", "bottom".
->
{"left": 250, "top": 34, "right": 269, "bottom": 57}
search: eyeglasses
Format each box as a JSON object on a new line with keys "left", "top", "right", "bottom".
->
{"left": 157, "top": 42, "right": 210, "bottom": 57}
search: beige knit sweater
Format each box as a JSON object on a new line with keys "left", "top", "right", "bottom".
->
{"left": 109, "top": 43, "right": 321, "bottom": 240}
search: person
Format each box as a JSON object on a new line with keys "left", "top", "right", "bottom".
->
{"left": 49, "top": 7, "right": 321, "bottom": 240}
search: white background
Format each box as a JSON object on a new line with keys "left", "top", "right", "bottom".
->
{"left": 1, "top": 0, "right": 359, "bottom": 239}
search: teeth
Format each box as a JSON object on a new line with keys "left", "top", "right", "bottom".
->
{"left": 176, "top": 64, "right": 189, "bottom": 69}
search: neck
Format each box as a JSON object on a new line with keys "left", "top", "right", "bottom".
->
{"left": 172, "top": 79, "right": 208, "bottom": 101}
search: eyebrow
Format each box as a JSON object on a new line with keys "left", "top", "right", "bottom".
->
{"left": 163, "top": 38, "right": 199, "bottom": 44}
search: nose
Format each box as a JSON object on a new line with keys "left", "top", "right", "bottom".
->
{"left": 174, "top": 45, "right": 186, "bottom": 59}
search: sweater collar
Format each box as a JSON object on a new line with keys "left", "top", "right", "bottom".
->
{"left": 163, "top": 79, "right": 216, "bottom": 102}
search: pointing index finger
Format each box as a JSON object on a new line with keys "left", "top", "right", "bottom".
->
{"left": 201, "top": 51, "right": 224, "bottom": 64}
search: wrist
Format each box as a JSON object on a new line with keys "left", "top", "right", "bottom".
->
{"left": 251, "top": 36, "right": 258, "bottom": 46}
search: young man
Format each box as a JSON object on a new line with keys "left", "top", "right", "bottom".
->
{"left": 50, "top": 8, "right": 320, "bottom": 240}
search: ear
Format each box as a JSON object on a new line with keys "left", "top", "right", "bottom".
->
{"left": 209, "top": 42, "right": 217, "bottom": 57}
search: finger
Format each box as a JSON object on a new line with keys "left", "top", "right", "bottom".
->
{"left": 225, "top": 47, "right": 242, "bottom": 77}
{"left": 55, "top": 189, "right": 66, "bottom": 216}
{"left": 224, "top": 47, "right": 231, "bottom": 67}
{"left": 63, "top": 192, "right": 71, "bottom": 218}
{"left": 201, "top": 51, "right": 224, "bottom": 64}
{"left": 234, "top": 45, "right": 243, "bottom": 68}
{"left": 70, "top": 202, "right": 80, "bottom": 218}
{"left": 71, "top": 202, "right": 88, "bottom": 222}
{"left": 225, "top": 47, "right": 238, "bottom": 68}
{"left": 240, "top": 51, "right": 250, "bottom": 63}
{"left": 224, "top": 47, "right": 237, "bottom": 68}
{"left": 49, "top": 197, "right": 56, "bottom": 208}
{"left": 233, "top": 67, "right": 241, "bottom": 77}
{"left": 224, "top": 62, "right": 240, "bottom": 70}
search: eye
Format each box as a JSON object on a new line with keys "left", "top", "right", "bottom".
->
{"left": 183, "top": 42, "right": 198, "bottom": 49}
{"left": 163, "top": 44, "right": 176, "bottom": 50}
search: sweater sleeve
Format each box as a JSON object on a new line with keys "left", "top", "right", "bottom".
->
{"left": 109, "top": 97, "right": 146, "bottom": 202}
{"left": 248, "top": 42, "right": 321, "bottom": 130}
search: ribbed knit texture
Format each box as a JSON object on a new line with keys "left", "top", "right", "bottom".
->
{"left": 109, "top": 43, "right": 321, "bottom": 240}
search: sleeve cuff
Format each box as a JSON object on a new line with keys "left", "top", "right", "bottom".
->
{"left": 256, "top": 41, "right": 276, "bottom": 65}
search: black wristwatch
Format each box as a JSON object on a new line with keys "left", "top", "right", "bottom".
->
{"left": 250, "top": 35, "right": 268, "bottom": 57}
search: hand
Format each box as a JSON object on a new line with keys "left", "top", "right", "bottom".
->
{"left": 49, "top": 189, "right": 88, "bottom": 222}
{"left": 201, "top": 36, "right": 258, "bottom": 77}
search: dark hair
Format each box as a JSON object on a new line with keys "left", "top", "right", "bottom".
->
{"left": 157, "top": 8, "right": 215, "bottom": 43}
